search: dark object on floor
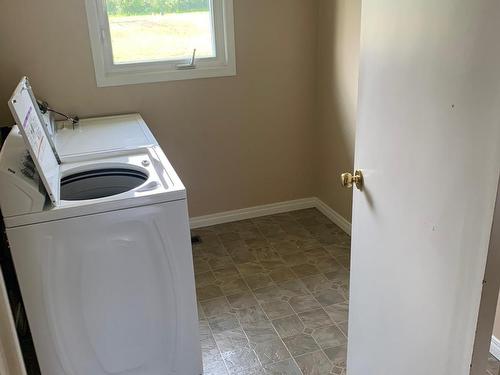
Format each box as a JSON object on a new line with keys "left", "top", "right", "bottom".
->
{"left": 191, "top": 235, "right": 202, "bottom": 244}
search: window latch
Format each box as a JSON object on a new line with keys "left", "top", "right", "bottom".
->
{"left": 176, "top": 49, "right": 197, "bottom": 70}
{"left": 99, "top": 25, "right": 107, "bottom": 43}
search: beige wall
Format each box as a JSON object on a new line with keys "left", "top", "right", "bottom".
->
{"left": 315, "top": 0, "right": 361, "bottom": 222}
{"left": 472, "top": 180, "right": 500, "bottom": 370}
{"left": 0, "top": 0, "right": 318, "bottom": 217}
{"left": 0, "top": 0, "right": 363, "bottom": 221}
{"left": 494, "top": 190, "right": 500, "bottom": 341}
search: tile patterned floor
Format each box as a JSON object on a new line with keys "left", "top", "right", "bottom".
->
{"left": 192, "top": 208, "right": 350, "bottom": 375}
{"left": 488, "top": 354, "right": 500, "bottom": 375}
{"left": 192, "top": 208, "right": 500, "bottom": 375}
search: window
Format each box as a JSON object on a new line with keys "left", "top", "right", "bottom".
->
{"left": 85, "top": 0, "right": 236, "bottom": 87}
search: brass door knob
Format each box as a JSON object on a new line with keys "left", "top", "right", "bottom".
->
{"left": 341, "top": 170, "right": 363, "bottom": 190}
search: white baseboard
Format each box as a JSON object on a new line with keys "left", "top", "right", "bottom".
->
{"left": 491, "top": 336, "right": 500, "bottom": 360}
{"left": 189, "top": 197, "right": 351, "bottom": 235}
{"left": 314, "top": 198, "right": 352, "bottom": 235}
{"left": 189, "top": 198, "right": 317, "bottom": 229}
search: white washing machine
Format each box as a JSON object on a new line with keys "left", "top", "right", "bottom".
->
{"left": 0, "top": 78, "right": 202, "bottom": 375}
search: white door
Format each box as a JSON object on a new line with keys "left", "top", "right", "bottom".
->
{"left": 348, "top": 1, "right": 500, "bottom": 374}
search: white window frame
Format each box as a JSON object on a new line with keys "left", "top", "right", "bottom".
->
{"left": 84, "top": 0, "right": 236, "bottom": 87}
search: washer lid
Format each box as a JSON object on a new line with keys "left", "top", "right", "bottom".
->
{"left": 8, "top": 77, "right": 60, "bottom": 205}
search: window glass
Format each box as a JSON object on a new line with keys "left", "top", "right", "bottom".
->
{"left": 106, "top": 0, "right": 216, "bottom": 64}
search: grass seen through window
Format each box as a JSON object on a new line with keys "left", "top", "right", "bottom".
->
{"left": 106, "top": 0, "right": 215, "bottom": 64}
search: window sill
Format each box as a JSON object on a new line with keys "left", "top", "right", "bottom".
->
{"left": 94, "top": 64, "right": 237, "bottom": 87}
